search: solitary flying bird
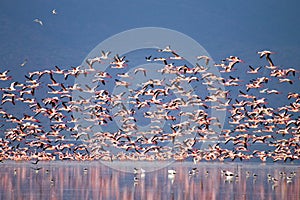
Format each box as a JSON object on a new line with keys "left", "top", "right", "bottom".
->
{"left": 20, "top": 59, "right": 28, "bottom": 67}
{"left": 33, "top": 18, "right": 43, "bottom": 26}
{"left": 257, "top": 50, "right": 275, "bottom": 67}
{"left": 52, "top": 9, "right": 57, "bottom": 15}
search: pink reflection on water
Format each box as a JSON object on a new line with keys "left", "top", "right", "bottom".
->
{"left": 0, "top": 161, "right": 299, "bottom": 200}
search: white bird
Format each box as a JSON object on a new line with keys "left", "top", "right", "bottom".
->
{"left": 257, "top": 50, "right": 275, "bottom": 67}
{"left": 20, "top": 59, "right": 28, "bottom": 67}
{"left": 168, "top": 169, "right": 176, "bottom": 182}
{"left": 3, "top": 82, "right": 18, "bottom": 92}
{"left": 188, "top": 168, "right": 199, "bottom": 176}
{"left": 247, "top": 65, "right": 261, "bottom": 74}
{"left": 279, "top": 78, "right": 293, "bottom": 84}
{"left": 168, "top": 169, "right": 176, "bottom": 174}
{"left": 224, "top": 170, "right": 234, "bottom": 176}
{"left": 33, "top": 18, "right": 43, "bottom": 26}
{"left": 145, "top": 55, "right": 152, "bottom": 62}
{"left": 100, "top": 50, "right": 111, "bottom": 60}
{"left": 134, "top": 168, "right": 145, "bottom": 178}
{"left": 222, "top": 170, "right": 236, "bottom": 182}
{"left": 158, "top": 45, "right": 172, "bottom": 52}
{"left": 0, "top": 70, "right": 10, "bottom": 78}
{"left": 52, "top": 9, "right": 57, "bottom": 15}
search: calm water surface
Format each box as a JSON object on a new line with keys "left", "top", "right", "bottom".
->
{"left": 0, "top": 161, "right": 299, "bottom": 200}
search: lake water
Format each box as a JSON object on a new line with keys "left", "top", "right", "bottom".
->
{"left": 0, "top": 161, "right": 299, "bottom": 200}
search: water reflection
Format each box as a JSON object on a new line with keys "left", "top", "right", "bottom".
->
{"left": 0, "top": 161, "right": 299, "bottom": 200}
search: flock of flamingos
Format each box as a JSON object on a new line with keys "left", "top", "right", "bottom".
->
{"left": 0, "top": 47, "right": 299, "bottom": 163}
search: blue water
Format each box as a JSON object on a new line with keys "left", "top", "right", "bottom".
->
{"left": 0, "top": 161, "right": 299, "bottom": 200}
